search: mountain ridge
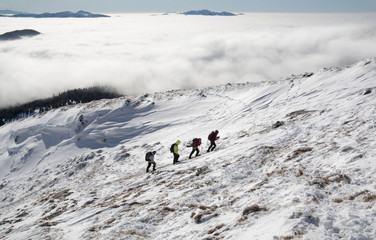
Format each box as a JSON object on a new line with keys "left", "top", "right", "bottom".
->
{"left": 0, "top": 29, "right": 40, "bottom": 41}
{"left": 182, "top": 9, "right": 237, "bottom": 16}
{"left": 1, "top": 10, "right": 109, "bottom": 18}
{"left": 0, "top": 58, "right": 375, "bottom": 239}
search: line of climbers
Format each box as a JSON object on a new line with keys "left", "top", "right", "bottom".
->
{"left": 145, "top": 130, "right": 220, "bottom": 173}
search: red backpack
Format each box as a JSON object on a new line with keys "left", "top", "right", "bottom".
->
{"left": 192, "top": 138, "right": 201, "bottom": 147}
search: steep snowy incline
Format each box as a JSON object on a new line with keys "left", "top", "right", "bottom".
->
{"left": 0, "top": 58, "right": 376, "bottom": 239}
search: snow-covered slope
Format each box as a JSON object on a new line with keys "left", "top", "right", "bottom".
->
{"left": 1, "top": 58, "right": 376, "bottom": 240}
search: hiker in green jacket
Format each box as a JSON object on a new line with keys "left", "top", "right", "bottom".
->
{"left": 171, "top": 140, "right": 181, "bottom": 164}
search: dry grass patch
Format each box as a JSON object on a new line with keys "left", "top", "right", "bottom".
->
{"left": 191, "top": 209, "right": 219, "bottom": 224}
{"left": 274, "top": 236, "right": 295, "bottom": 240}
{"left": 333, "top": 190, "right": 374, "bottom": 203}
{"left": 161, "top": 207, "right": 175, "bottom": 212}
{"left": 285, "top": 147, "right": 313, "bottom": 162}
{"left": 176, "top": 169, "right": 194, "bottom": 175}
{"left": 187, "top": 203, "right": 198, "bottom": 209}
{"left": 286, "top": 109, "right": 316, "bottom": 119}
{"left": 208, "top": 224, "right": 225, "bottom": 234}
{"left": 129, "top": 200, "right": 151, "bottom": 206}
{"left": 364, "top": 194, "right": 376, "bottom": 202}
{"left": 242, "top": 205, "right": 267, "bottom": 216}
{"left": 238, "top": 204, "right": 268, "bottom": 223}
{"left": 347, "top": 190, "right": 369, "bottom": 200}
{"left": 309, "top": 173, "right": 351, "bottom": 188}
{"left": 42, "top": 206, "right": 68, "bottom": 221}
{"left": 199, "top": 205, "right": 219, "bottom": 211}
{"left": 127, "top": 183, "right": 148, "bottom": 193}
{"left": 166, "top": 178, "right": 188, "bottom": 188}
{"left": 295, "top": 169, "right": 304, "bottom": 177}
{"left": 333, "top": 198, "right": 343, "bottom": 203}
{"left": 133, "top": 189, "right": 146, "bottom": 198}
{"left": 51, "top": 189, "right": 72, "bottom": 199}
{"left": 117, "top": 230, "right": 148, "bottom": 238}
{"left": 196, "top": 166, "right": 210, "bottom": 176}
{"left": 40, "top": 221, "right": 58, "bottom": 227}
{"left": 267, "top": 169, "right": 286, "bottom": 178}
{"left": 105, "top": 218, "right": 116, "bottom": 225}
{"left": 156, "top": 180, "right": 167, "bottom": 186}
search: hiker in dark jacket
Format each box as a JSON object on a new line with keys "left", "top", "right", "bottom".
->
{"left": 207, "top": 130, "right": 219, "bottom": 152}
{"left": 189, "top": 138, "right": 201, "bottom": 159}
{"left": 171, "top": 140, "right": 181, "bottom": 164}
{"left": 145, "top": 151, "right": 156, "bottom": 173}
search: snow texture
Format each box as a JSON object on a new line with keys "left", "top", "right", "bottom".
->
{"left": 1, "top": 58, "right": 376, "bottom": 239}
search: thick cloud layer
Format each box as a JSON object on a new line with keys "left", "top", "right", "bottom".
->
{"left": 1, "top": 13, "right": 376, "bottom": 108}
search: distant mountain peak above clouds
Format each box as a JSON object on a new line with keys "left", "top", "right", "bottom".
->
{"left": 182, "top": 9, "right": 237, "bottom": 16}
{"left": 0, "top": 10, "right": 110, "bottom": 18}
{"left": 0, "top": 9, "right": 30, "bottom": 15}
{"left": 0, "top": 29, "right": 41, "bottom": 41}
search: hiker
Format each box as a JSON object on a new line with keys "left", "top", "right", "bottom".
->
{"left": 207, "top": 130, "right": 220, "bottom": 152}
{"left": 145, "top": 151, "right": 156, "bottom": 173}
{"left": 189, "top": 138, "right": 201, "bottom": 159}
{"left": 170, "top": 140, "right": 181, "bottom": 164}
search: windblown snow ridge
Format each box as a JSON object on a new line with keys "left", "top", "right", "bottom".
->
{"left": 0, "top": 58, "right": 376, "bottom": 239}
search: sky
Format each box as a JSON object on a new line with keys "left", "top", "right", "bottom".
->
{"left": 1, "top": 0, "right": 376, "bottom": 13}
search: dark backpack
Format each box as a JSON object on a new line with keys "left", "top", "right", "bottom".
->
{"left": 208, "top": 132, "right": 215, "bottom": 141}
{"left": 170, "top": 143, "right": 175, "bottom": 153}
{"left": 145, "top": 152, "right": 152, "bottom": 161}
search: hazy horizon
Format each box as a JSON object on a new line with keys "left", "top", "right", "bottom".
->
{"left": 3, "top": 10, "right": 376, "bottom": 14}
{"left": 1, "top": 12, "right": 376, "bottom": 108}
{"left": 1, "top": 0, "right": 376, "bottom": 14}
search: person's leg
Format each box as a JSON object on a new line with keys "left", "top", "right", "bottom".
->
{"left": 146, "top": 162, "right": 151, "bottom": 172}
{"left": 211, "top": 141, "right": 217, "bottom": 151}
{"left": 189, "top": 148, "right": 195, "bottom": 159}
{"left": 173, "top": 153, "right": 179, "bottom": 163}
{"left": 196, "top": 148, "right": 200, "bottom": 157}
{"left": 207, "top": 141, "right": 213, "bottom": 152}
{"left": 152, "top": 162, "right": 156, "bottom": 171}
{"left": 208, "top": 141, "right": 215, "bottom": 152}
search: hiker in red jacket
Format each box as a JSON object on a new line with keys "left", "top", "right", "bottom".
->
{"left": 207, "top": 130, "right": 219, "bottom": 152}
{"left": 189, "top": 138, "right": 201, "bottom": 159}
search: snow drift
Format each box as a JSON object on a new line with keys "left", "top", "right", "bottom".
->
{"left": 0, "top": 58, "right": 376, "bottom": 239}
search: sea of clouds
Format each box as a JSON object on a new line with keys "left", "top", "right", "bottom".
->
{"left": 1, "top": 12, "right": 376, "bottom": 108}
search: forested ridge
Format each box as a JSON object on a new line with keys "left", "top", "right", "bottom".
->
{"left": 0, "top": 87, "right": 122, "bottom": 126}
